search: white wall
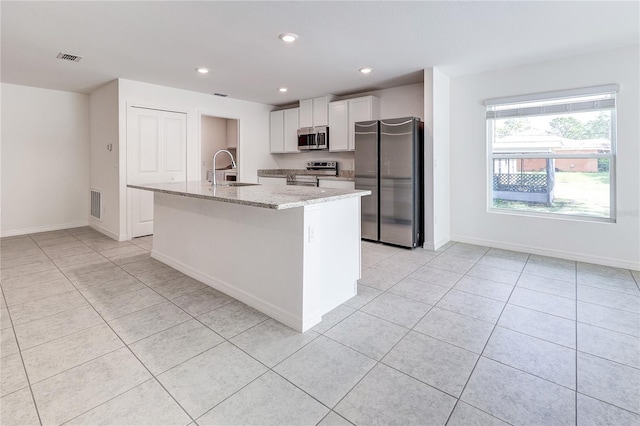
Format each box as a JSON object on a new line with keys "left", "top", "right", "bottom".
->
{"left": 201, "top": 116, "right": 230, "bottom": 180}
{"left": 423, "top": 69, "right": 451, "bottom": 250}
{"left": 432, "top": 69, "right": 451, "bottom": 248}
{"left": 1, "top": 83, "right": 90, "bottom": 236}
{"left": 115, "top": 79, "right": 274, "bottom": 239}
{"left": 270, "top": 83, "right": 425, "bottom": 171}
{"left": 89, "top": 80, "right": 120, "bottom": 239}
{"left": 450, "top": 46, "right": 640, "bottom": 269}
{"left": 423, "top": 70, "right": 435, "bottom": 248}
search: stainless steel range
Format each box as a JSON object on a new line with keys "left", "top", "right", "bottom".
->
{"left": 286, "top": 161, "right": 338, "bottom": 187}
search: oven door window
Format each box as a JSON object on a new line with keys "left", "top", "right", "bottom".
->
{"left": 298, "top": 133, "right": 317, "bottom": 149}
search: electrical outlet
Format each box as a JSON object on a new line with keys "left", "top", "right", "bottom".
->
{"left": 308, "top": 226, "right": 316, "bottom": 243}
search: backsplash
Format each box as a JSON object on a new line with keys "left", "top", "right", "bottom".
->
{"left": 270, "top": 151, "right": 355, "bottom": 171}
{"left": 257, "top": 168, "right": 354, "bottom": 179}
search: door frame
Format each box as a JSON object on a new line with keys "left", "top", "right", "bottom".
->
{"left": 198, "top": 111, "right": 241, "bottom": 183}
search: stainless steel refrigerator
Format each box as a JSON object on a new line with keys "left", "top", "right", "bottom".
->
{"left": 355, "top": 117, "right": 423, "bottom": 248}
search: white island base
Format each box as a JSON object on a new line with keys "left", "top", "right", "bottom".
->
{"left": 151, "top": 192, "right": 361, "bottom": 332}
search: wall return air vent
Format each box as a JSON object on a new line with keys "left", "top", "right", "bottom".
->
{"left": 90, "top": 189, "right": 102, "bottom": 221}
{"left": 56, "top": 52, "right": 83, "bottom": 62}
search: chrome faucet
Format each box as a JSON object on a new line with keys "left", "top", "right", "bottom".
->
{"left": 212, "top": 149, "right": 237, "bottom": 186}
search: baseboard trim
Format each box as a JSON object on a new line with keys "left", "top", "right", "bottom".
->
{"left": 450, "top": 234, "right": 640, "bottom": 271}
{"left": 88, "top": 224, "right": 126, "bottom": 242}
{"left": 423, "top": 237, "right": 451, "bottom": 251}
{"left": 151, "top": 249, "right": 310, "bottom": 331}
{"left": 1, "top": 221, "right": 89, "bottom": 238}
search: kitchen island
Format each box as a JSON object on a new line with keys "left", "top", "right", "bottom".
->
{"left": 128, "top": 181, "right": 370, "bottom": 332}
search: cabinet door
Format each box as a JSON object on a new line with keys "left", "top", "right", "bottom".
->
{"left": 313, "top": 96, "right": 329, "bottom": 126}
{"left": 348, "top": 97, "right": 373, "bottom": 150}
{"left": 283, "top": 108, "right": 300, "bottom": 153}
{"left": 328, "top": 100, "right": 348, "bottom": 152}
{"left": 318, "top": 179, "right": 355, "bottom": 190}
{"left": 270, "top": 110, "right": 284, "bottom": 153}
{"left": 299, "top": 99, "right": 313, "bottom": 128}
{"left": 258, "top": 176, "right": 287, "bottom": 186}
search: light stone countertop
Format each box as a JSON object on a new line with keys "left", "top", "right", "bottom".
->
{"left": 128, "top": 181, "right": 370, "bottom": 210}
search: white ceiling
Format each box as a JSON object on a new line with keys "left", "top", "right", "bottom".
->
{"left": 2, "top": 1, "right": 638, "bottom": 106}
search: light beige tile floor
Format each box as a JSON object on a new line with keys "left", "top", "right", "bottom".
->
{"left": 1, "top": 227, "right": 639, "bottom": 425}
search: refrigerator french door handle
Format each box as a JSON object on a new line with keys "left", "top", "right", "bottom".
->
{"left": 380, "top": 119, "right": 415, "bottom": 126}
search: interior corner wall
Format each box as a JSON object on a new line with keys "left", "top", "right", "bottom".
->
{"left": 449, "top": 45, "right": 640, "bottom": 269}
{"left": 432, "top": 68, "right": 451, "bottom": 248}
{"left": 1, "top": 83, "right": 90, "bottom": 236}
{"left": 89, "top": 80, "right": 121, "bottom": 240}
{"left": 423, "top": 69, "right": 435, "bottom": 250}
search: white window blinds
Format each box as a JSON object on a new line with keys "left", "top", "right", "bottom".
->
{"left": 485, "top": 84, "right": 619, "bottom": 119}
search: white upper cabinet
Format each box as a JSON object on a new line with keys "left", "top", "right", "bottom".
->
{"left": 299, "top": 99, "right": 313, "bottom": 128}
{"left": 329, "top": 96, "right": 379, "bottom": 152}
{"left": 270, "top": 110, "right": 284, "bottom": 153}
{"left": 270, "top": 108, "right": 299, "bottom": 153}
{"left": 312, "top": 96, "right": 330, "bottom": 126}
{"left": 299, "top": 95, "right": 333, "bottom": 128}
{"left": 283, "top": 108, "right": 299, "bottom": 152}
{"left": 328, "top": 100, "right": 348, "bottom": 151}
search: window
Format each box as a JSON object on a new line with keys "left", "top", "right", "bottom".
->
{"left": 485, "top": 85, "right": 618, "bottom": 221}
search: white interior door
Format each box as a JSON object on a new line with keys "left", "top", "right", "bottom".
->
{"left": 127, "top": 106, "right": 187, "bottom": 238}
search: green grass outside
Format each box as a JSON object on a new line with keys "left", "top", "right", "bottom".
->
{"left": 493, "top": 172, "right": 610, "bottom": 218}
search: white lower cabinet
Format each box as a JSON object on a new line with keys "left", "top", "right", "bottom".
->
{"left": 318, "top": 179, "right": 355, "bottom": 190}
{"left": 329, "top": 96, "right": 379, "bottom": 152}
{"left": 258, "top": 176, "right": 287, "bottom": 186}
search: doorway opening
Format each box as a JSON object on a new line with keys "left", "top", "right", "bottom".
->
{"left": 201, "top": 115, "right": 239, "bottom": 183}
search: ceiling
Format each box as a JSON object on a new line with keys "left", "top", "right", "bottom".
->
{"left": 2, "top": 1, "right": 638, "bottom": 106}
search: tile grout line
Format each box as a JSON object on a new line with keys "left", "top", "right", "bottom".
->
{"left": 436, "top": 247, "right": 513, "bottom": 425}
{"left": 239, "top": 244, "right": 442, "bottom": 423}
{"left": 1, "top": 232, "right": 51, "bottom": 426}
{"left": 5, "top": 233, "right": 638, "bottom": 424}
{"left": 354, "top": 244, "right": 518, "bottom": 424}
{"left": 30, "top": 231, "right": 199, "bottom": 425}
{"left": 442, "top": 249, "right": 531, "bottom": 426}
{"left": 60, "top": 234, "right": 310, "bottom": 424}
{"left": 61, "top": 234, "right": 314, "bottom": 423}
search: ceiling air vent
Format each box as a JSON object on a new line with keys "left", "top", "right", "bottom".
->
{"left": 56, "top": 52, "right": 83, "bottom": 62}
{"left": 214, "top": 93, "right": 228, "bottom": 97}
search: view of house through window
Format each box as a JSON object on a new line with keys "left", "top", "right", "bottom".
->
{"left": 486, "top": 87, "right": 617, "bottom": 220}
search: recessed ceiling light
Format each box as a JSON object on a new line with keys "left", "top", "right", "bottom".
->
{"left": 196, "top": 67, "right": 209, "bottom": 74}
{"left": 279, "top": 33, "right": 298, "bottom": 43}
{"left": 359, "top": 67, "right": 373, "bottom": 74}
{"left": 278, "top": 87, "right": 288, "bottom": 93}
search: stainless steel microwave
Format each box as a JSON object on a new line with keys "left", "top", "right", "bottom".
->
{"left": 297, "top": 126, "right": 329, "bottom": 150}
